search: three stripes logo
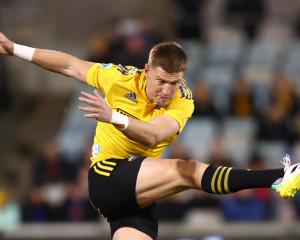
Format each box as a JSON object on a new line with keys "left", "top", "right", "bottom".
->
{"left": 117, "top": 65, "right": 140, "bottom": 75}
{"left": 93, "top": 159, "right": 117, "bottom": 177}
{"left": 124, "top": 92, "right": 138, "bottom": 103}
{"left": 179, "top": 80, "right": 193, "bottom": 100}
{"left": 211, "top": 166, "right": 233, "bottom": 194}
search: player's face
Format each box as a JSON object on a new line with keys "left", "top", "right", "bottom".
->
{"left": 145, "top": 64, "right": 183, "bottom": 106}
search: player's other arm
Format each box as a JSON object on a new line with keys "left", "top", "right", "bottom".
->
{"left": 123, "top": 115, "right": 179, "bottom": 147}
{"left": 79, "top": 90, "right": 180, "bottom": 147}
{"left": 0, "top": 32, "right": 93, "bottom": 83}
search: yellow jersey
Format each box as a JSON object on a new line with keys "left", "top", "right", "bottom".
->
{"left": 86, "top": 63, "right": 194, "bottom": 165}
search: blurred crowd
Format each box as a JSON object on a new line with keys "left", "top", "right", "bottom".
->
{"left": 2, "top": 0, "right": 300, "bottom": 230}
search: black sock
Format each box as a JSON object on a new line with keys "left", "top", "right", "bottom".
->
{"left": 201, "top": 165, "right": 284, "bottom": 194}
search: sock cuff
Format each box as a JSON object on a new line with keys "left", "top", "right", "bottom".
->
{"left": 201, "top": 165, "right": 233, "bottom": 194}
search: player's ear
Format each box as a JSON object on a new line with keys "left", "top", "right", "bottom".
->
{"left": 145, "top": 63, "right": 150, "bottom": 72}
{"left": 144, "top": 64, "right": 150, "bottom": 78}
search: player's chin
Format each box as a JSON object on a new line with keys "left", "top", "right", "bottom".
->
{"left": 157, "top": 99, "right": 170, "bottom": 106}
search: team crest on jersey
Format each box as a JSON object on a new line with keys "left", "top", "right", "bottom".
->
{"left": 92, "top": 144, "right": 101, "bottom": 157}
{"left": 100, "top": 63, "right": 113, "bottom": 69}
{"left": 124, "top": 92, "right": 138, "bottom": 103}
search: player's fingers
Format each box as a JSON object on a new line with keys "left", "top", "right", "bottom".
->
{"left": 93, "top": 89, "right": 102, "bottom": 98}
{"left": 78, "top": 97, "right": 100, "bottom": 107}
{"left": 81, "top": 91, "right": 98, "bottom": 101}
{"left": 93, "top": 89, "right": 106, "bottom": 104}
{"left": 78, "top": 106, "right": 98, "bottom": 113}
{"left": 83, "top": 113, "right": 99, "bottom": 118}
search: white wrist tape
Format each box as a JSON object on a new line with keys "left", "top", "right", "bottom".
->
{"left": 110, "top": 110, "right": 129, "bottom": 130}
{"left": 13, "top": 43, "right": 36, "bottom": 62}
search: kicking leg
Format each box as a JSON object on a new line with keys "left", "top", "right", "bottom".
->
{"left": 135, "top": 155, "right": 300, "bottom": 208}
{"left": 135, "top": 157, "right": 208, "bottom": 207}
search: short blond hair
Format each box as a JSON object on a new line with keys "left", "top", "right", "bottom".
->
{"left": 148, "top": 42, "right": 187, "bottom": 73}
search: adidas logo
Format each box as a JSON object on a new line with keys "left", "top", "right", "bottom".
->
{"left": 124, "top": 92, "right": 138, "bottom": 103}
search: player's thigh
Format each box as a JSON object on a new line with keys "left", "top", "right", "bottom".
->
{"left": 136, "top": 157, "right": 200, "bottom": 207}
{"left": 113, "top": 227, "right": 153, "bottom": 240}
{"left": 109, "top": 204, "right": 158, "bottom": 240}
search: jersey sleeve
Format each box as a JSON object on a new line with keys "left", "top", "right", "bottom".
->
{"left": 86, "top": 63, "right": 122, "bottom": 95}
{"left": 163, "top": 97, "right": 194, "bottom": 133}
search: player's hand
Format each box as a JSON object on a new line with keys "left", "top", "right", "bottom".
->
{"left": 0, "top": 32, "right": 13, "bottom": 55}
{"left": 78, "top": 89, "right": 112, "bottom": 123}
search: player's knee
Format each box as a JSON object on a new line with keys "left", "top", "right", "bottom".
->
{"left": 175, "top": 159, "right": 202, "bottom": 188}
{"left": 175, "top": 159, "right": 209, "bottom": 188}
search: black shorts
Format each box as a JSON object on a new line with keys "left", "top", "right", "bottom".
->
{"left": 88, "top": 157, "right": 158, "bottom": 239}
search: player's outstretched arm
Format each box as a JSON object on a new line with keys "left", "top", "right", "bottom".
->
{"left": 0, "top": 32, "right": 94, "bottom": 83}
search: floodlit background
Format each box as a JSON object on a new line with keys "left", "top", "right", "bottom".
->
{"left": 1, "top": 0, "right": 300, "bottom": 239}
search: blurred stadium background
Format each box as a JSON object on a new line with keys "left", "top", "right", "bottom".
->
{"left": 1, "top": 0, "right": 300, "bottom": 239}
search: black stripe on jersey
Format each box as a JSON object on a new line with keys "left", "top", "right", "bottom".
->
{"left": 117, "top": 65, "right": 141, "bottom": 75}
{"left": 186, "top": 87, "right": 192, "bottom": 99}
{"left": 116, "top": 108, "right": 138, "bottom": 119}
{"left": 117, "top": 65, "right": 133, "bottom": 75}
{"left": 184, "top": 81, "right": 193, "bottom": 99}
{"left": 179, "top": 85, "right": 185, "bottom": 98}
{"left": 117, "top": 68, "right": 129, "bottom": 75}
{"left": 179, "top": 80, "right": 193, "bottom": 100}
{"left": 119, "top": 64, "right": 130, "bottom": 71}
